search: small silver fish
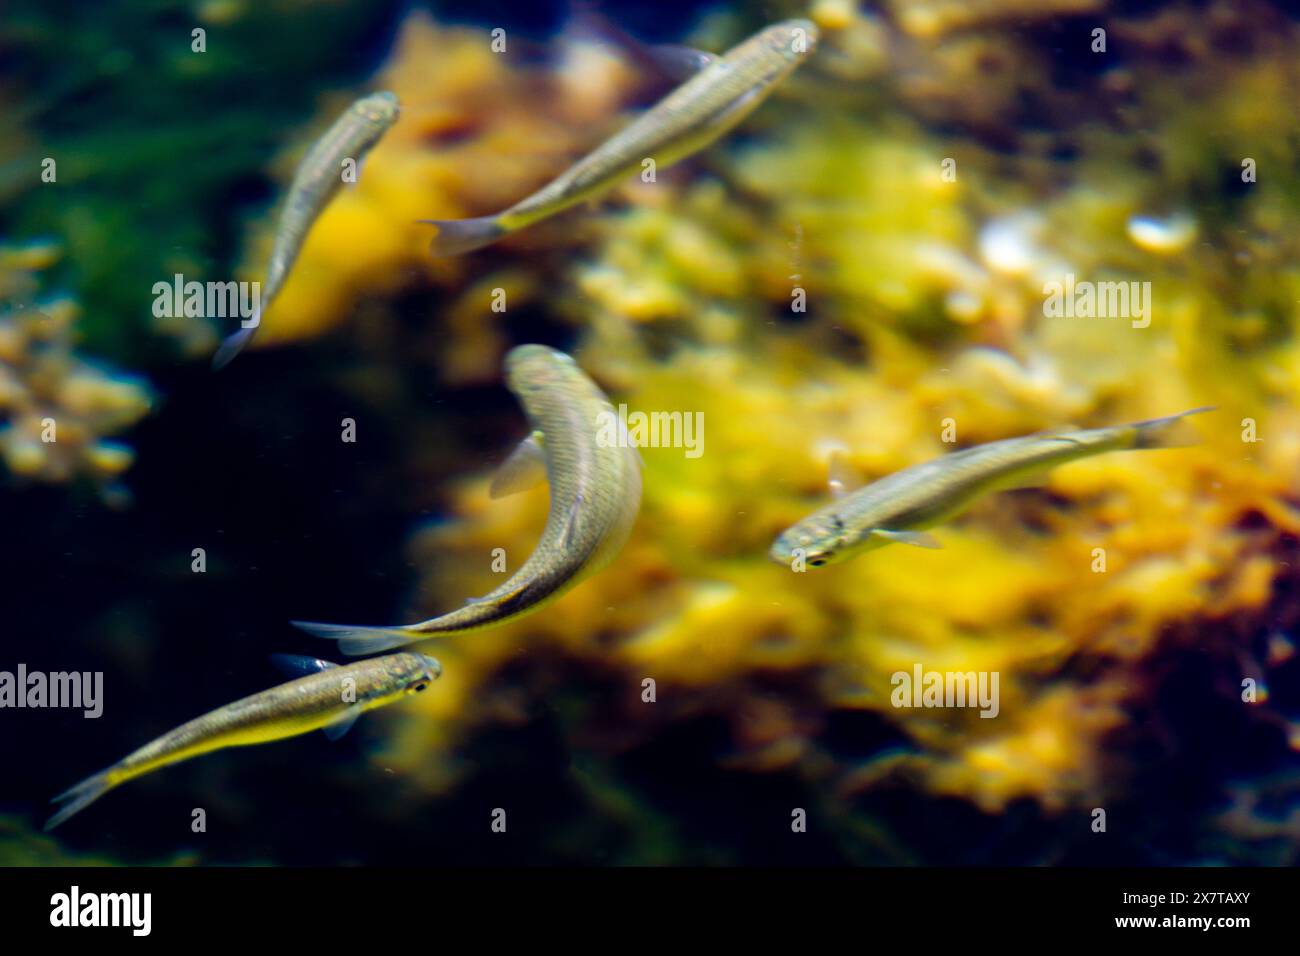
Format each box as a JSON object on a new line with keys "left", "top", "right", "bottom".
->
{"left": 771, "top": 408, "right": 1214, "bottom": 568}
{"left": 293, "top": 344, "right": 643, "bottom": 654}
{"left": 45, "top": 652, "right": 441, "bottom": 830}
{"left": 419, "top": 19, "right": 819, "bottom": 255}
{"left": 212, "top": 91, "right": 400, "bottom": 369}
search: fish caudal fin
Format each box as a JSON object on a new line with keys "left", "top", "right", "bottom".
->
{"left": 1131, "top": 406, "right": 1216, "bottom": 449}
{"left": 419, "top": 217, "right": 507, "bottom": 256}
{"left": 290, "top": 620, "right": 420, "bottom": 656}
{"left": 45, "top": 768, "right": 117, "bottom": 831}
{"left": 211, "top": 322, "right": 258, "bottom": 371}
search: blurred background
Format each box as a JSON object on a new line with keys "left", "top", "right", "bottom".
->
{"left": 1, "top": 0, "right": 1299, "bottom": 864}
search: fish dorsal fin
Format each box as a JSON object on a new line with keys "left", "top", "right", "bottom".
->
{"left": 647, "top": 44, "right": 717, "bottom": 81}
{"left": 490, "top": 431, "right": 548, "bottom": 499}
{"left": 872, "top": 529, "right": 942, "bottom": 549}
{"left": 270, "top": 654, "right": 340, "bottom": 678}
{"left": 323, "top": 706, "right": 361, "bottom": 742}
{"left": 1030, "top": 423, "right": 1080, "bottom": 439}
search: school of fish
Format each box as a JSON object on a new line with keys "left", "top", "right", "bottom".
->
{"left": 46, "top": 16, "right": 1217, "bottom": 832}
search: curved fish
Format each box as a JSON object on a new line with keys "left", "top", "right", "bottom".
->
{"left": 212, "top": 91, "right": 401, "bottom": 369}
{"left": 771, "top": 407, "right": 1214, "bottom": 568}
{"left": 45, "top": 652, "right": 441, "bottom": 830}
{"left": 419, "top": 19, "right": 819, "bottom": 255}
{"left": 293, "top": 344, "right": 643, "bottom": 654}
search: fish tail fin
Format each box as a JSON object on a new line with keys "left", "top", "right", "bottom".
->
{"left": 1131, "top": 406, "right": 1216, "bottom": 449}
{"left": 290, "top": 620, "right": 421, "bottom": 656}
{"left": 418, "top": 217, "right": 507, "bottom": 256}
{"left": 45, "top": 767, "right": 118, "bottom": 831}
{"left": 211, "top": 321, "right": 258, "bottom": 371}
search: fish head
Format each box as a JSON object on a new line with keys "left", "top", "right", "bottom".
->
{"left": 769, "top": 513, "right": 850, "bottom": 569}
{"left": 505, "top": 343, "right": 580, "bottom": 397}
{"left": 765, "top": 19, "right": 820, "bottom": 61}
{"left": 356, "top": 90, "right": 401, "bottom": 126}
{"left": 393, "top": 653, "right": 443, "bottom": 696}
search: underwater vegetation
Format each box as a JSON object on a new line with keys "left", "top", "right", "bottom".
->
{"left": 206, "top": 1, "right": 1299, "bottom": 859}
{"left": 0, "top": 239, "right": 153, "bottom": 496}
{"left": 2, "top": 0, "right": 1299, "bottom": 865}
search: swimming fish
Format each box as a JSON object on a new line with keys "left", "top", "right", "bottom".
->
{"left": 211, "top": 91, "right": 401, "bottom": 369}
{"left": 293, "top": 344, "right": 643, "bottom": 655}
{"left": 419, "top": 19, "right": 819, "bottom": 255}
{"left": 45, "top": 652, "right": 441, "bottom": 830}
{"left": 770, "top": 407, "right": 1214, "bottom": 568}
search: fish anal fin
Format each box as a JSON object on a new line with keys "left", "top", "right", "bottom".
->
{"left": 490, "top": 431, "right": 548, "bottom": 499}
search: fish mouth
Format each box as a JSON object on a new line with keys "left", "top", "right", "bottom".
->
{"left": 768, "top": 538, "right": 796, "bottom": 566}
{"left": 505, "top": 343, "right": 571, "bottom": 390}
{"left": 418, "top": 655, "right": 444, "bottom": 679}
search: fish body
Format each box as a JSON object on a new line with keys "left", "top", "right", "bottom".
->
{"left": 45, "top": 652, "right": 441, "bottom": 830}
{"left": 421, "top": 19, "right": 819, "bottom": 255}
{"left": 770, "top": 408, "right": 1213, "bottom": 568}
{"left": 212, "top": 91, "right": 400, "bottom": 368}
{"left": 294, "top": 344, "right": 643, "bottom": 654}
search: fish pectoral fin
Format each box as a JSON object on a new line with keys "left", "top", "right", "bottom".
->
{"left": 712, "top": 84, "right": 765, "bottom": 128}
{"left": 560, "top": 495, "right": 584, "bottom": 551}
{"left": 872, "top": 529, "right": 942, "bottom": 549}
{"left": 323, "top": 707, "right": 362, "bottom": 742}
{"left": 270, "top": 654, "right": 339, "bottom": 678}
{"left": 490, "top": 431, "right": 548, "bottom": 498}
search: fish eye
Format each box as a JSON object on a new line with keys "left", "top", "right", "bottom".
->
{"left": 412, "top": 682, "right": 429, "bottom": 693}
{"left": 809, "top": 558, "right": 826, "bottom": 567}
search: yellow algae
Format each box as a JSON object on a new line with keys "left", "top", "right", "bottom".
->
{"left": 885, "top": 0, "right": 1104, "bottom": 40}
{"left": 236, "top": 11, "right": 644, "bottom": 349}
{"left": 928, "top": 685, "right": 1127, "bottom": 813}
{"left": 245, "top": 9, "right": 1300, "bottom": 821}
